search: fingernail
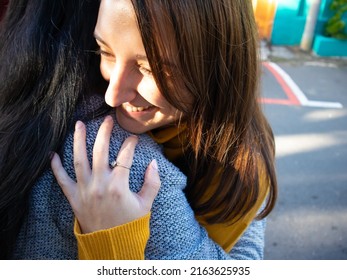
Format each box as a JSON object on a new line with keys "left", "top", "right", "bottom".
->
{"left": 127, "top": 134, "right": 138, "bottom": 142}
{"left": 151, "top": 159, "right": 158, "bottom": 171}
{"left": 75, "top": 120, "right": 84, "bottom": 130}
{"left": 104, "top": 115, "right": 113, "bottom": 122}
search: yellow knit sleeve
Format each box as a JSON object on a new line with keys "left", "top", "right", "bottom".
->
{"left": 74, "top": 213, "right": 151, "bottom": 260}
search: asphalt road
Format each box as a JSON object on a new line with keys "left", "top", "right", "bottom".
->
{"left": 261, "top": 56, "right": 347, "bottom": 260}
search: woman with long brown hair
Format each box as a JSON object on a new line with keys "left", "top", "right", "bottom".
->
{"left": 50, "top": 0, "right": 277, "bottom": 259}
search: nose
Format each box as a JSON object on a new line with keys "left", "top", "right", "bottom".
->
{"left": 104, "top": 64, "right": 137, "bottom": 107}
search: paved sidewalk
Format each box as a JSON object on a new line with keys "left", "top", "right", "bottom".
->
{"left": 259, "top": 43, "right": 347, "bottom": 259}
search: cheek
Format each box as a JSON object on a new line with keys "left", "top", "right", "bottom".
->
{"left": 137, "top": 79, "right": 167, "bottom": 106}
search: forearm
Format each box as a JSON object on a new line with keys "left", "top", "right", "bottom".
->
{"left": 74, "top": 209, "right": 265, "bottom": 260}
{"left": 145, "top": 169, "right": 265, "bottom": 260}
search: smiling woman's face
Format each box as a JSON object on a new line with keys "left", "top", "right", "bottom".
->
{"left": 95, "top": 0, "right": 185, "bottom": 134}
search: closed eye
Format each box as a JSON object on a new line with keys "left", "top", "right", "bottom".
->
{"left": 95, "top": 48, "right": 114, "bottom": 59}
{"left": 138, "top": 65, "right": 152, "bottom": 76}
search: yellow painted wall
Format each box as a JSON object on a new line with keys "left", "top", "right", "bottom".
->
{"left": 252, "top": 0, "right": 278, "bottom": 40}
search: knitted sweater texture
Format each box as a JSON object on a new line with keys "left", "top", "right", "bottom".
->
{"left": 13, "top": 95, "right": 266, "bottom": 260}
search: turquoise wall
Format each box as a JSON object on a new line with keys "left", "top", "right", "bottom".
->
{"left": 271, "top": 0, "right": 346, "bottom": 46}
{"left": 313, "top": 0, "right": 347, "bottom": 56}
{"left": 271, "top": 0, "right": 309, "bottom": 45}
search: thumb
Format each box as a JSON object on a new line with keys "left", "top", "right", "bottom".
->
{"left": 138, "top": 159, "right": 161, "bottom": 209}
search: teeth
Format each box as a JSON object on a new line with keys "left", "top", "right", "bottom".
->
{"left": 124, "top": 104, "right": 153, "bottom": 112}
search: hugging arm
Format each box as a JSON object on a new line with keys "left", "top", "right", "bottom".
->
{"left": 52, "top": 114, "right": 265, "bottom": 260}
{"left": 145, "top": 166, "right": 266, "bottom": 260}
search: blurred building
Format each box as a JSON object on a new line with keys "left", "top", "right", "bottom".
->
{"left": 253, "top": 0, "right": 347, "bottom": 56}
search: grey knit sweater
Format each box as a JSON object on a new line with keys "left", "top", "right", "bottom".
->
{"left": 13, "top": 95, "right": 266, "bottom": 260}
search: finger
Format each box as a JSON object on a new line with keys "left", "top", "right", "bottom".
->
{"left": 51, "top": 152, "right": 77, "bottom": 203}
{"left": 74, "top": 121, "right": 91, "bottom": 184}
{"left": 112, "top": 135, "right": 138, "bottom": 176}
{"left": 93, "top": 115, "right": 114, "bottom": 172}
{"left": 138, "top": 159, "right": 161, "bottom": 210}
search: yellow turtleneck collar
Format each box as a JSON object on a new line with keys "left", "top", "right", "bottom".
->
{"left": 147, "top": 123, "right": 188, "bottom": 161}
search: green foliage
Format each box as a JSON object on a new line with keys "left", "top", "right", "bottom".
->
{"left": 324, "top": 0, "right": 347, "bottom": 39}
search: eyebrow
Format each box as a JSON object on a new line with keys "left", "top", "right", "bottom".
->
{"left": 94, "top": 32, "right": 149, "bottom": 60}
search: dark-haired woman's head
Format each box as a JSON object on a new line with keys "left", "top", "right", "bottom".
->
{"left": 0, "top": 0, "right": 102, "bottom": 259}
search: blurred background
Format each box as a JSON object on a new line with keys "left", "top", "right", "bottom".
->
{"left": 253, "top": 0, "right": 347, "bottom": 259}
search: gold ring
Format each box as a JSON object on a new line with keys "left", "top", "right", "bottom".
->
{"left": 110, "top": 160, "right": 131, "bottom": 170}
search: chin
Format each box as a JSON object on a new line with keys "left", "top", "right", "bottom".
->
{"left": 116, "top": 118, "right": 148, "bottom": 135}
{"left": 119, "top": 124, "right": 146, "bottom": 134}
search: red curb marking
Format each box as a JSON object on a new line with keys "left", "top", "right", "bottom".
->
{"left": 261, "top": 62, "right": 301, "bottom": 106}
{"left": 259, "top": 97, "right": 298, "bottom": 105}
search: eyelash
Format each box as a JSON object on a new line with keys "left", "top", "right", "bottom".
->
{"left": 95, "top": 48, "right": 113, "bottom": 58}
{"left": 96, "top": 47, "right": 152, "bottom": 75}
{"left": 138, "top": 65, "right": 152, "bottom": 75}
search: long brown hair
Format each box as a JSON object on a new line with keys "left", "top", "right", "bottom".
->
{"left": 132, "top": 0, "right": 277, "bottom": 224}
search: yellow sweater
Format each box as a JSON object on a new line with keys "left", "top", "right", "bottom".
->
{"left": 75, "top": 125, "right": 268, "bottom": 259}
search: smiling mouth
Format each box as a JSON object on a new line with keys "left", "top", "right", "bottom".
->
{"left": 122, "top": 103, "right": 155, "bottom": 112}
